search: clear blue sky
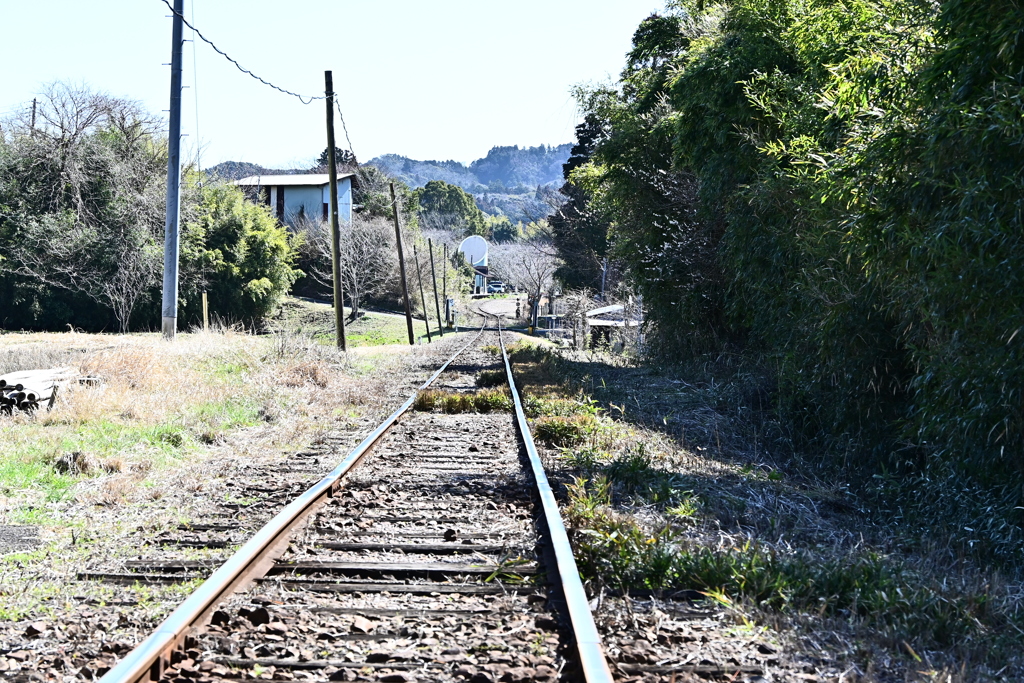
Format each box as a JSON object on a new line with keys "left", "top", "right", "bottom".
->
{"left": 1, "top": 1, "right": 660, "bottom": 168}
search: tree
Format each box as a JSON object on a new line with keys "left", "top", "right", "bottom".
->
{"left": 312, "top": 146, "right": 357, "bottom": 171}
{"left": 352, "top": 165, "right": 418, "bottom": 225}
{"left": 415, "top": 180, "right": 488, "bottom": 236}
{"left": 486, "top": 214, "right": 520, "bottom": 242}
{"left": 297, "top": 215, "right": 397, "bottom": 320}
{"left": 9, "top": 212, "right": 163, "bottom": 332}
{"left": 489, "top": 241, "right": 561, "bottom": 327}
{"left": 550, "top": 113, "right": 611, "bottom": 290}
{"left": 186, "top": 184, "right": 301, "bottom": 327}
{"left": 0, "top": 83, "right": 169, "bottom": 331}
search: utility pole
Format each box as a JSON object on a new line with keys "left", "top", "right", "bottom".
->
{"left": 325, "top": 70, "right": 347, "bottom": 351}
{"left": 428, "top": 238, "right": 444, "bottom": 336}
{"left": 30, "top": 98, "right": 36, "bottom": 134}
{"left": 161, "top": 0, "right": 184, "bottom": 340}
{"left": 412, "top": 242, "right": 432, "bottom": 342}
{"left": 442, "top": 243, "right": 449, "bottom": 326}
{"left": 601, "top": 256, "right": 608, "bottom": 301}
{"left": 390, "top": 182, "right": 415, "bottom": 345}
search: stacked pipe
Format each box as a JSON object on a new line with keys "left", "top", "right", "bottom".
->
{"left": 0, "top": 368, "right": 78, "bottom": 415}
{"left": 0, "top": 380, "right": 42, "bottom": 414}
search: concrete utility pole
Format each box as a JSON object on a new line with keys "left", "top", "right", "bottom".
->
{"left": 428, "top": 238, "right": 444, "bottom": 336}
{"left": 390, "top": 183, "right": 415, "bottom": 345}
{"left": 325, "top": 70, "right": 347, "bottom": 351}
{"left": 161, "top": 0, "right": 184, "bottom": 340}
{"left": 30, "top": 98, "right": 36, "bottom": 134}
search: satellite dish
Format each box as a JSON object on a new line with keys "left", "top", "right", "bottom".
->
{"left": 458, "top": 236, "right": 488, "bottom": 266}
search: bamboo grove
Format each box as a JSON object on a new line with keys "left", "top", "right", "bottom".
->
{"left": 558, "top": 0, "right": 1024, "bottom": 562}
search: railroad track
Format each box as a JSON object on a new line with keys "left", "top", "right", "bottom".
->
{"left": 96, "top": 321, "right": 613, "bottom": 683}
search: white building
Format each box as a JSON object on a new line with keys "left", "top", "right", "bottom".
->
{"left": 234, "top": 174, "right": 354, "bottom": 227}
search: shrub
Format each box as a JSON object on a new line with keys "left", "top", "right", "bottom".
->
{"left": 565, "top": 476, "right": 1006, "bottom": 648}
{"left": 533, "top": 414, "right": 597, "bottom": 447}
{"left": 475, "top": 369, "right": 506, "bottom": 388}
{"left": 184, "top": 184, "right": 301, "bottom": 328}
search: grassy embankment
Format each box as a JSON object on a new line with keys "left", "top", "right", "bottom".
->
{"left": 275, "top": 296, "right": 444, "bottom": 347}
{"left": 0, "top": 323, "right": 404, "bottom": 620}
{"left": 499, "top": 340, "right": 1023, "bottom": 677}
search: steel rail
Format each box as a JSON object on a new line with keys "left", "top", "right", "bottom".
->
{"left": 498, "top": 321, "right": 615, "bottom": 683}
{"left": 100, "top": 327, "right": 487, "bottom": 683}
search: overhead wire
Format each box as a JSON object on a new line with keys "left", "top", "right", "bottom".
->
{"left": 157, "top": 0, "right": 358, "bottom": 158}
{"left": 158, "top": 0, "right": 324, "bottom": 104}
{"left": 336, "top": 101, "right": 355, "bottom": 159}
{"left": 190, "top": 0, "right": 202, "bottom": 180}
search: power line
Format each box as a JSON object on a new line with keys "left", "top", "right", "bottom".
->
{"left": 336, "top": 100, "right": 355, "bottom": 158}
{"left": 157, "top": 0, "right": 358, "bottom": 161}
{"left": 190, "top": 0, "right": 202, "bottom": 178}
{"left": 158, "top": 0, "right": 324, "bottom": 104}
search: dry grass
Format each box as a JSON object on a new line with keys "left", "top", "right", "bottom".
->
{"left": 0, "top": 327, "right": 399, "bottom": 518}
{"left": 0, "top": 324, "right": 433, "bottom": 633}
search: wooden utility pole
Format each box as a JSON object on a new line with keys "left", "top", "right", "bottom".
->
{"left": 202, "top": 290, "right": 209, "bottom": 331}
{"left": 412, "top": 242, "right": 432, "bottom": 342}
{"left": 30, "top": 98, "right": 36, "bottom": 133}
{"left": 428, "top": 238, "right": 444, "bottom": 336}
{"left": 442, "top": 244, "right": 449, "bottom": 326}
{"left": 324, "top": 70, "right": 347, "bottom": 351}
{"left": 161, "top": 0, "right": 184, "bottom": 340}
{"left": 390, "top": 182, "right": 415, "bottom": 345}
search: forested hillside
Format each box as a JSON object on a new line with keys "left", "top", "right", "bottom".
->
{"left": 205, "top": 160, "right": 305, "bottom": 180}
{"left": 369, "top": 144, "right": 571, "bottom": 223}
{"left": 369, "top": 144, "right": 572, "bottom": 192}
{"left": 556, "top": 0, "right": 1024, "bottom": 564}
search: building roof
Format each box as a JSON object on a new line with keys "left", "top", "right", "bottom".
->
{"left": 234, "top": 173, "right": 354, "bottom": 187}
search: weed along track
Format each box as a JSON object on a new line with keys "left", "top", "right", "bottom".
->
{"left": 89, "top": 325, "right": 614, "bottom": 683}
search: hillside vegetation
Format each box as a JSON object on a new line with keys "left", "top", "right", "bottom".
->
{"left": 369, "top": 144, "right": 571, "bottom": 193}
{"left": 555, "top": 0, "right": 1024, "bottom": 569}
{"left": 369, "top": 144, "right": 571, "bottom": 224}
{"left": 0, "top": 85, "right": 300, "bottom": 333}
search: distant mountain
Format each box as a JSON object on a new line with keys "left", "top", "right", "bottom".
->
{"left": 368, "top": 155, "right": 479, "bottom": 190}
{"left": 208, "top": 144, "right": 573, "bottom": 223}
{"left": 367, "top": 144, "right": 572, "bottom": 223}
{"left": 368, "top": 144, "right": 572, "bottom": 193}
{"left": 205, "top": 161, "right": 306, "bottom": 181}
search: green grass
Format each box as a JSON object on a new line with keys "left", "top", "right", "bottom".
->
{"left": 187, "top": 396, "right": 262, "bottom": 443}
{"left": 532, "top": 414, "right": 599, "bottom": 447}
{"left": 413, "top": 388, "right": 512, "bottom": 413}
{"left": 0, "top": 393, "right": 264, "bottom": 509}
{"left": 343, "top": 312, "right": 424, "bottom": 346}
{"left": 276, "top": 297, "right": 445, "bottom": 347}
{"left": 565, "top": 476, "right": 1013, "bottom": 650}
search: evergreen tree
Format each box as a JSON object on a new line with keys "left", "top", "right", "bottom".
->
{"left": 415, "top": 180, "right": 488, "bottom": 236}
{"left": 550, "top": 114, "right": 610, "bottom": 290}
